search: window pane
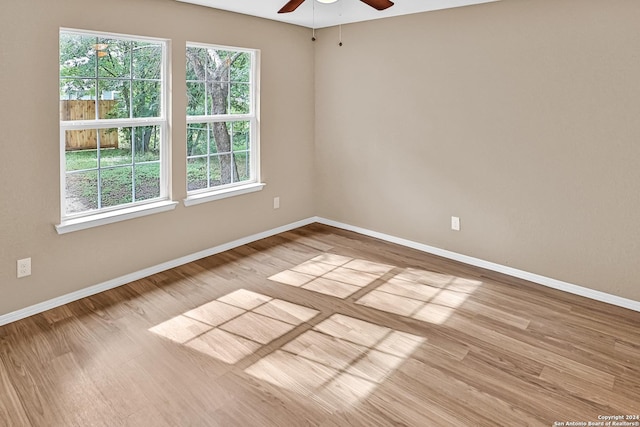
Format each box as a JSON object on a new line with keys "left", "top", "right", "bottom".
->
{"left": 186, "top": 46, "right": 207, "bottom": 81}
{"left": 134, "top": 126, "right": 161, "bottom": 162}
{"left": 209, "top": 155, "right": 221, "bottom": 186}
{"left": 60, "top": 78, "right": 96, "bottom": 101}
{"left": 65, "top": 135, "right": 97, "bottom": 170}
{"left": 210, "top": 153, "right": 232, "bottom": 186}
{"left": 135, "top": 162, "right": 160, "bottom": 201}
{"left": 207, "top": 50, "right": 233, "bottom": 82}
{"left": 133, "top": 42, "right": 162, "bottom": 79}
{"left": 210, "top": 122, "right": 231, "bottom": 154}
{"left": 97, "top": 38, "right": 131, "bottom": 78}
{"left": 100, "top": 145, "right": 131, "bottom": 168}
{"left": 101, "top": 167, "right": 133, "bottom": 208}
{"left": 132, "top": 81, "right": 160, "bottom": 118}
{"left": 187, "top": 82, "right": 206, "bottom": 116}
{"left": 209, "top": 82, "right": 230, "bottom": 115}
{"left": 65, "top": 170, "right": 98, "bottom": 215}
{"left": 230, "top": 83, "right": 250, "bottom": 114}
{"left": 60, "top": 33, "right": 97, "bottom": 78}
{"left": 60, "top": 79, "right": 96, "bottom": 120}
{"left": 232, "top": 121, "right": 250, "bottom": 151}
{"left": 233, "top": 151, "right": 250, "bottom": 182}
{"left": 230, "top": 52, "right": 250, "bottom": 82}
{"left": 185, "top": 46, "right": 252, "bottom": 117}
{"left": 187, "top": 157, "right": 207, "bottom": 191}
{"left": 98, "top": 79, "right": 130, "bottom": 119}
{"left": 187, "top": 123, "right": 208, "bottom": 156}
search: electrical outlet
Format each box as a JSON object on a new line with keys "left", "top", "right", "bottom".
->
{"left": 451, "top": 216, "right": 461, "bottom": 231}
{"left": 17, "top": 258, "right": 31, "bottom": 278}
{"left": 273, "top": 196, "right": 280, "bottom": 209}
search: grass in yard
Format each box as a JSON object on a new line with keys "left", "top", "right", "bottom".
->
{"left": 66, "top": 148, "right": 159, "bottom": 171}
{"left": 65, "top": 148, "right": 251, "bottom": 214}
{"left": 66, "top": 148, "right": 161, "bottom": 214}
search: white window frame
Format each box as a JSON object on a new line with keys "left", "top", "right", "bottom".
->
{"left": 56, "top": 29, "right": 175, "bottom": 234}
{"left": 184, "top": 42, "right": 263, "bottom": 207}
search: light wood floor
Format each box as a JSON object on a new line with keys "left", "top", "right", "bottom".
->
{"left": 1, "top": 224, "right": 639, "bottom": 426}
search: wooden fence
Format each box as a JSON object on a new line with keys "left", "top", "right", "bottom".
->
{"left": 61, "top": 100, "right": 119, "bottom": 151}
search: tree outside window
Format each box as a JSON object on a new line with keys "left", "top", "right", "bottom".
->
{"left": 186, "top": 44, "right": 256, "bottom": 193}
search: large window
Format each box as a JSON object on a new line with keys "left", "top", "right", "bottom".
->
{"left": 59, "top": 29, "right": 168, "bottom": 220}
{"left": 186, "top": 43, "right": 258, "bottom": 197}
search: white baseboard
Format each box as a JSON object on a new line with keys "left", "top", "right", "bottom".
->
{"left": 0, "top": 217, "right": 317, "bottom": 327}
{"left": 314, "top": 217, "right": 640, "bottom": 313}
{"left": 2, "top": 215, "right": 638, "bottom": 327}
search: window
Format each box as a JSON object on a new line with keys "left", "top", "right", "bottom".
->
{"left": 185, "top": 43, "right": 260, "bottom": 204}
{"left": 59, "top": 29, "right": 169, "bottom": 226}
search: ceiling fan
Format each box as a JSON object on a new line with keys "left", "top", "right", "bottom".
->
{"left": 278, "top": 0, "right": 394, "bottom": 14}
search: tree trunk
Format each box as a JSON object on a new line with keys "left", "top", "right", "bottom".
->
{"left": 209, "top": 81, "right": 238, "bottom": 184}
{"left": 187, "top": 49, "right": 243, "bottom": 185}
{"left": 134, "top": 126, "right": 152, "bottom": 155}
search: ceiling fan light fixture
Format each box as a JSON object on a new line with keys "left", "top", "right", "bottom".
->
{"left": 316, "top": 0, "right": 338, "bottom": 3}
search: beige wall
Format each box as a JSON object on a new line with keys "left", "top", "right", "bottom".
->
{"left": 0, "top": 0, "right": 316, "bottom": 315}
{"left": 315, "top": 0, "right": 640, "bottom": 301}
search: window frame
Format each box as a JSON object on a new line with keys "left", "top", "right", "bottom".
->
{"left": 184, "top": 42, "right": 262, "bottom": 206}
{"left": 57, "top": 28, "right": 174, "bottom": 233}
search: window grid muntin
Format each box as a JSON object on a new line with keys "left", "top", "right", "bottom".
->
{"left": 60, "top": 29, "right": 168, "bottom": 220}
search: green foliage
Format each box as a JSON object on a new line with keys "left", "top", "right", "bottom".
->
{"left": 60, "top": 32, "right": 163, "bottom": 122}
{"left": 186, "top": 47, "right": 251, "bottom": 117}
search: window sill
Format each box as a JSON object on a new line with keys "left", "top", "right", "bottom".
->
{"left": 55, "top": 200, "right": 179, "bottom": 235}
{"left": 183, "top": 182, "right": 266, "bottom": 207}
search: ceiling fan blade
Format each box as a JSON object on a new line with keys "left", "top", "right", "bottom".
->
{"left": 278, "top": 0, "right": 306, "bottom": 13}
{"left": 359, "top": 0, "right": 394, "bottom": 11}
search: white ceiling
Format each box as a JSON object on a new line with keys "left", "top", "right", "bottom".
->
{"left": 176, "top": 0, "right": 500, "bottom": 29}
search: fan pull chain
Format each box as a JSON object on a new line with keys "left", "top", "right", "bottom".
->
{"left": 312, "top": 1, "right": 317, "bottom": 41}
{"left": 337, "top": 1, "right": 343, "bottom": 47}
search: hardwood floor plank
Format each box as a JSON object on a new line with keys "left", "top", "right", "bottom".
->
{"left": 615, "top": 339, "right": 640, "bottom": 367}
{"left": 0, "top": 336, "right": 66, "bottom": 426}
{"left": 44, "top": 352, "right": 123, "bottom": 427}
{"left": 123, "top": 406, "right": 174, "bottom": 427}
{"left": 539, "top": 366, "right": 640, "bottom": 413}
{"left": 0, "top": 350, "right": 32, "bottom": 427}
{"left": 210, "top": 371, "right": 326, "bottom": 427}
{"left": 449, "top": 350, "right": 601, "bottom": 422}
{"left": 397, "top": 358, "right": 549, "bottom": 427}
{"left": 445, "top": 314, "right": 617, "bottom": 389}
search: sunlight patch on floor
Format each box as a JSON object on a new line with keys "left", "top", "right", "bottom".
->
{"left": 245, "top": 314, "right": 425, "bottom": 412}
{"left": 356, "top": 269, "right": 483, "bottom": 324}
{"left": 268, "top": 254, "right": 394, "bottom": 299}
{"left": 149, "top": 289, "right": 319, "bottom": 364}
